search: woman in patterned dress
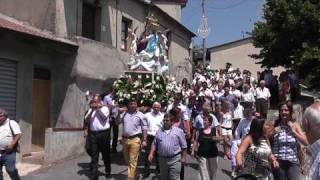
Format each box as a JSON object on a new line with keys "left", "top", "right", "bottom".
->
{"left": 269, "top": 101, "right": 308, "bottom": 180}
{"left": 236, "top": 118, "right": 273, "bottom": 180}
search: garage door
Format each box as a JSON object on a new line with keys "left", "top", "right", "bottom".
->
{"left": 0, "top": 58, "right": 17, "bottom": 120}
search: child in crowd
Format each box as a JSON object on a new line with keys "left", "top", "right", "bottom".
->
{"left": 219, "top": 100, "right": 233, "bottom": 160}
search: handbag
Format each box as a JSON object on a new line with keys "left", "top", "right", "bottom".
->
{"left": 9, "top": 120, "right": 20, "bottom": 153}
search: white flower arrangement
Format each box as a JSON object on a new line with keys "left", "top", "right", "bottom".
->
{"left": 112, "top": 73, "right": 174, "bottom": 107}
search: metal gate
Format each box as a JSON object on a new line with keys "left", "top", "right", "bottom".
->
{"left": 0, "top": 58, "right": 17, "bottom": 119}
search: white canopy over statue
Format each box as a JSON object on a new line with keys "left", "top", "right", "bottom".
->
{"left": 126, "top": 15, "right": 169, "bottom": 75}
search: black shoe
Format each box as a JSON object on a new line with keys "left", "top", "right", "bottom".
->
{"left": 111, "top": 148, "right": 118, "bottom": 153}
{"left": 142, "top": 172, "right": 150, "bottom": 179}
{"left": 90, "top": 175, "right": 98, "bottom": 180}
{"left": 105, "top": 172, "right": 111, "bottom": 179}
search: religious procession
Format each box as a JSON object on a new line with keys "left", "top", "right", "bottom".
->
{"left": 1, "top": 1, "right": 320, "bottom": 180}
{"left": 83, "top": 57, "right": 318, "bottom": 180}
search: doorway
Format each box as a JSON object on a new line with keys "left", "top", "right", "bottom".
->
{"left": 32, "top": 68, "right": 50, "bottom": 151}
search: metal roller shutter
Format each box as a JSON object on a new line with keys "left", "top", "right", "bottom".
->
{"left": 0, "top": 58, "right": 17, "bottom": 120}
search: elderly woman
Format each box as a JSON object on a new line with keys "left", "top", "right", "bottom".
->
{"left": 270, "top": 101, "right": 308, "bottom": 180}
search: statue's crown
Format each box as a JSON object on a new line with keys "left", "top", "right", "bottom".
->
{"left": 146, "top": 14, "right": 159, "bottom": 28}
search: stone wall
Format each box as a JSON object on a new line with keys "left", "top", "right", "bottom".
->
{"left": 44, "top": 128, "right": 84, "bottom": 164}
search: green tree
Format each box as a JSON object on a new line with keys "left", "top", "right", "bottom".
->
{"left": 251, "top": 0, "right": 320, "bottom": 89}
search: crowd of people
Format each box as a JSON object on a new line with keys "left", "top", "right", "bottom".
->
{"left": 82, "top": 63, "right": 320, "bottom": 180}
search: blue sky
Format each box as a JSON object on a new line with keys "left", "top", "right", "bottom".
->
{"left": 182, "top": 0, "right": 264, "bottom": 48}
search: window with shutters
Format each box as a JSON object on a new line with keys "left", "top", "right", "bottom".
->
{"left": 0, "top": 59, "right": 17, "bottom": 120}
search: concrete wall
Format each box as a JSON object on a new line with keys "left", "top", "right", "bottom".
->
{"left": 55, "top": 37, "right": 127, "bottom": 128}
{"left": 64, "top": 0, "right": 113, "bottom": 44}
{"left": 154, "top": 2, "right": 182, "bottom": 22}
{"left": 44, "top": 128, "right": 84, "bottom": 164}
{"left": 209, "top": 41, "right": 285, "bottom": 78}
{"left": 169, "top": 33, "right": 192, "bottom": 82}
{"left": 109, "top": 0, "right": 147, "bottom": 49}
{"left": 0, "top": 0, "right": 56, "bottom": 32}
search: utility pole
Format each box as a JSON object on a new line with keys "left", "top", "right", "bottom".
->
{"left": 198, "top": 0, "right": 210, "bottom": 65}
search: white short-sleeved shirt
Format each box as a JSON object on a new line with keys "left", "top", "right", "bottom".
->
{"left": 145, "top": 111, "right": 164, "bottom": 136}
{"left": 255, "top": 87, "right": 271, "bottom": 100}
{"left": 233, "top": 104, "right": 244, "bottom": 119}
{"left": 241, "top": 92, "right": 255, "bottom": 102}
{"left": 86, "top": 106, "right": 110, "bottom": 131}
{"left": 0, "top": 119, "right": 21, "bottom": 150}
{"left": 230, "top": 89, "right": 242, "bottom": 98}
{"left": 221, "top": 112, "right": 233, "bottom": 128}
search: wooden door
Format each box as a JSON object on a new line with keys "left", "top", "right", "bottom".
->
{"left": 32, "top": 79, "right": 50, "bottom": 147}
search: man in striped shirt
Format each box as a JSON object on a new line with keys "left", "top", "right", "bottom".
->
{"left": 148, "top": 114, "right": 187, "bottom": 180}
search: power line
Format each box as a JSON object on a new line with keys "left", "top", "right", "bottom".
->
{"left": 206, "top": 0, "right": 248, "bottom": 10}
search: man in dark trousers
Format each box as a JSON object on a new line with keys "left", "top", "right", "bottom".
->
{"left": 103, "top": 89, "right": 119, "bottom": 153}
{"left": 84, "top": 94, "right": 111, "bottom": 180}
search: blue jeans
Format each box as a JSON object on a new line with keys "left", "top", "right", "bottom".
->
{"left": 0, "top": 151, "right": 20, "bottom": 180}
{"left": 272, "top": 160, "right": 300, "bottom": 180}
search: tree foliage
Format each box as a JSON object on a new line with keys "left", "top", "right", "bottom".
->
{"left": 251, "top": 0, "right": 320, "bottom": 89}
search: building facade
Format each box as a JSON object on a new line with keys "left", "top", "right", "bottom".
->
{"left": 208, "top": 37, "right": 284, "bottom": 78}
{"left": 0, "top": 0, "right": 194, "bottom": 163}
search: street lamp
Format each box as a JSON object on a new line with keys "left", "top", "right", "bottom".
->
{"left": 198, "top": 1, "right": 210, "bottom": 65}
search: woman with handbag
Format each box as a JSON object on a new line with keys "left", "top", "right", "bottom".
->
{"left": 236, "top": 118, "right": 273, "bottom": 180}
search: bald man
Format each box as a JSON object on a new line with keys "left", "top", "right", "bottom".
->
{"left": 303, "top": 102, "right": 320, "bottom": 180}
{"left": 143, "top": 102, "right": 164, "bottom": 178}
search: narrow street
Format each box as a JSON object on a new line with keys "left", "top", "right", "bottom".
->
{"left": 22, "top": 149, "right": 232, "bottom": 180}
{"left": 22, "top": 110, "right": 280, "bottom": 180}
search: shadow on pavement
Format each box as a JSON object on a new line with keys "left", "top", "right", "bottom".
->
{"left": 77, "top": 162, "right": 104, "bottom": 178}
{"left": 187, "top": 162, "right": 199, "bottom": 171}
{"left": 110, "top": 174, "right": 127, "bottom": 180}
{"left": 221, "top": 168, "right": 232, "bottom": 178}
{"left": 110, "top": 152, "right": 127, "bottom": 166}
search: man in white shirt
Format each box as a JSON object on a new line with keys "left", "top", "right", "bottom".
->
{"left": 0, "top": 108, "right": 21, "bottom": 180}
{"left": 84, "top": 94, "right": 111, "bottom": 180}
{"left": 255, "top": 80, "right": 271, "bottom": 118}
{"left": 143, "top": 102, "right": 164, "bottom": 178}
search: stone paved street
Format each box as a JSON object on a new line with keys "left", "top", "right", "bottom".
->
{"left": 22, "top": 110, "right": 280, "bottom": 180}
{"left": 22, "top": 148, "right": 232, "bottom": 180}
